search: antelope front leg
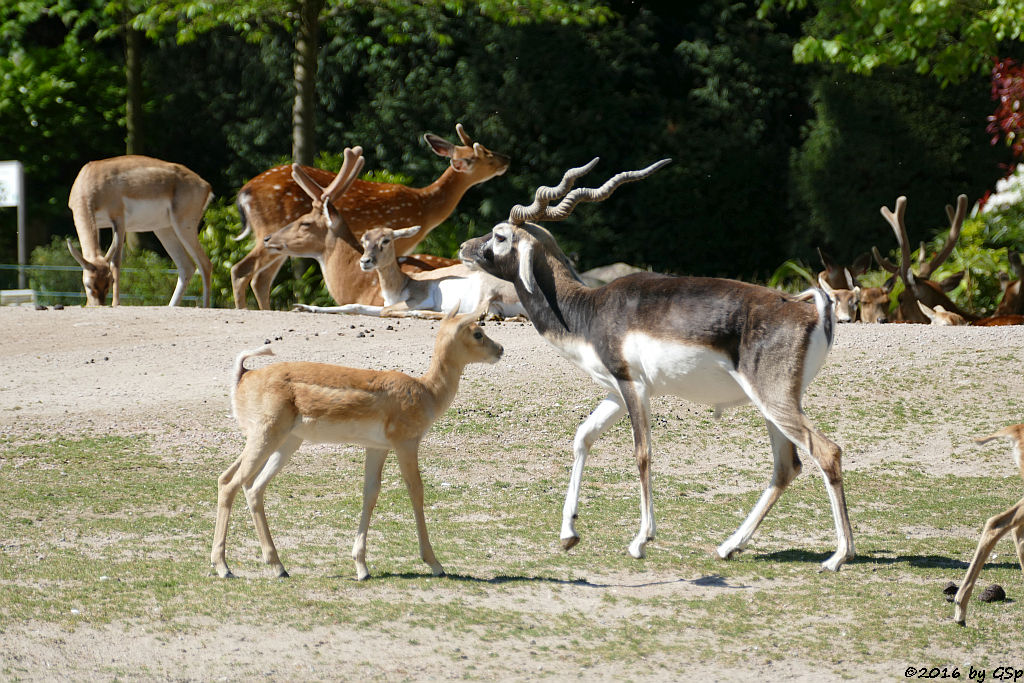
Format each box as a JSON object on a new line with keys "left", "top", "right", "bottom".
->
{"left": 562, "top": 395, "right": 625, "bottom": 550}
{"left": 352, "top": 448, "right": 388, "bottom": 581}
{"left": 396, "top": 443, "right": 444, "bottom": 577}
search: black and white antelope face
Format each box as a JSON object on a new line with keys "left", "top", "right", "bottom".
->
{"left": 461, "top": 222, "right": 575, "bottom": 295}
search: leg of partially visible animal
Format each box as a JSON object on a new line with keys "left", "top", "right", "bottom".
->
{"left": 352, "top": 448, "right": 388, "bottom": 581}
{"left": 953, "top": 499, "right": 1024, "bottom": 625}
{"left": 211, "top": 423, "right": 294, "bottom": 578}
{"left": 153, "top": 227, "right": 198, "bottom": 307}
{"left": 619, "top": 380, "right": 655, "bottom": 559}
{"left": 1014, "top": 524, "right": 1024, "bottom": 574}
{"left": 395, "top": 441, "right": 445, "bottom": 577}
{"left": 562, "top": 394, "right": 627, "bottom": 550}
{"left": 242, "top": 434, "right": 303, "bottom": 577}
{"left": 250, "top": 252, "right": 289, "bottom": 311}
{"left": 230, "top": 247, "right": 286, "bottom": 310}
{"left": 717, "top": 419, "right": 803, "bottom": 560}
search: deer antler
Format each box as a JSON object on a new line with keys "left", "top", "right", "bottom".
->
{"left": 509, "top": 158, "right": 670, "bottom": 226}
{"left": 291, "top": 146, "right": 364, "bottom": 204}
{"left": 879, "top": 196, "right": 915, "bottom": 284}
{"left": 921, "top": 194, "right": 967, "bottom": 279}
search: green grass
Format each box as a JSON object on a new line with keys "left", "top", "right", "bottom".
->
{"left": 2, "top": 432, "right": 1023, "bottom": 677}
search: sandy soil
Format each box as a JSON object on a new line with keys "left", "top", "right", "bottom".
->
{"left": 2, "top": 305, "right": 1023, "bottom": 680}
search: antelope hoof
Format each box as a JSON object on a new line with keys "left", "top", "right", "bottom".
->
{"left": 276, "top": 568, "right": 290, "bottom": 579}
{"left": 560, "top": 535, "right": 580, "bottom": 551}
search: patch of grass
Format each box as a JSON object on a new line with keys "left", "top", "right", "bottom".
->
{"left": 3, "top": 432, "right": 1023, "bottom": 676}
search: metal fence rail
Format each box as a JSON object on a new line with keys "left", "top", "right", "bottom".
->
{"left": 0, "top": 263, "right": 201, "bottom": 303}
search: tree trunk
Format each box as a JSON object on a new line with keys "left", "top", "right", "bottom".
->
{"left": 124, "top": 21, "right": 144, "bottom": 252}
{"left": 292, "top": 0, "right": 324, "bottom": 167}
{"left": 125, "top": 24, "right": 144, "bottom": 156}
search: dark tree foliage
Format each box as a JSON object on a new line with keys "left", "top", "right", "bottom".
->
{"left": 1, "top": 0, "right": 1011, "bottom": 282}
{"left": 789, "top": 66, "right": 1005, "bottom": 264}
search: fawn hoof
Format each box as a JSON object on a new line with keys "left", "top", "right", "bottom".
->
{"left": 560, "top": 535, "right": 580, "bottom": 551}
{"left": 276, "top": 568, "right": 290, "bottom": 579}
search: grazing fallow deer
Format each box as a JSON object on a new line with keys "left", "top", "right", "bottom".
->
{"left": 953, "top": 425, "right": 1024, "bottom": 626}
{"left": 211, "top": 309, "right": 504, "bottom": 581}
{"left": 459, "top": 158, "right": 855, "bottom": 571}
{"left": 872, "top": 195, "right": 975, "bottom": 323}
{"left": 230, "top": 124, "right": 510, "bottom": 310}
{"left": 67, "top": 155, "right": 213, "bottom": 307}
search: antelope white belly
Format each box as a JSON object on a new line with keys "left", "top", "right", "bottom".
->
{"left": 544, "top": 335, "right": 620, "bottom": 392}
{"left": 622, "top": 333, "right": 748, "bottom": 406}
{"left": 292, "top": 416, "right": 390, "bottom": 449}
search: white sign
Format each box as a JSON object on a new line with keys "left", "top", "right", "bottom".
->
{"left": 0, "top": 161, "right": 22, "bottom": 207}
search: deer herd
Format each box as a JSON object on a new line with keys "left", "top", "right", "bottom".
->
{"left": 63, "top": 124, "right": 1024, "bottom": 626}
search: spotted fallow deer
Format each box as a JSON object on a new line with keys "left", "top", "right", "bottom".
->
{"left": 459, "top": 159, "right": 855, "bottom": 571}
{"left": 872, "top": 195, "right": 975, "bottom": 323}
{"left": 953, "top": 425, "right": 1024, "bottom": 626}
{"left": 211, "top": 309, "right": 504, "bottom": 581}
{"left": 66, "top": 155, "right": 213, "bottom": 307}
{"left": 262, "top": 148, "right": 465, "bottom": 309}
{"left": 230, "top": 124, "right": 510, "bottom": 310}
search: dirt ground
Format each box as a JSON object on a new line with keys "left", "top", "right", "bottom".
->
{"left": 2, "top": 305, "right": 1024, "bottom": 680}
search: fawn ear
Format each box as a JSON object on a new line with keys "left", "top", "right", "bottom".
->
{"left": 517, "top": 237, "right": 536, "bottom": 295}
{"left": 393, "top": 225, "right": 423, "bottom": 241}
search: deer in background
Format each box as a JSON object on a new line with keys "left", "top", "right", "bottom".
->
{"left": 66, "top": 155, "right": 213, "bottom": 307}
{"left": 953, "top": 425, "right": 1024, "bottom": 626}
{"left": 994, "top": 249, "right": 1024, "bottom": 316}
{"left": 230, "top": 124, "right": 510, "bottom": 310}
{"left": 212, "top": 309, "right": 503, "bottom": 581}
{"left": 460, "top": 158, "right": 855, "bottom": 571}
{"left": 262, "top": 149, "right": 470, "bottom": 308}
{"left": 293, "top": 224, "right": 525, "bottom": 319}
{"left": 872, "top": 195, "right": 975, "bottom": 323}
{"left": 817, "top": 248, "right": 871, "bottom": 291}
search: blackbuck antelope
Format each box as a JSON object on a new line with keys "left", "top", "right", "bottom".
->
{"left": 459, "top": 159, "right": 855, "bottom": 571}
{"left": 211, "top": 309, "right": 504, "bottom": 581}
{"left": 872, "top": 195, "right": 975, "bottom": 323}
{"left": 953, "top": 425, "right": 1024, "bottom": 626}
{"left": 293, "top": 224, "right": 525, "bottom": 319}
{"left": 231, "top": 124, "right": 510, "bottom": 309}
{"left": 67, "top": 155, "right": 214, "bottom": 307}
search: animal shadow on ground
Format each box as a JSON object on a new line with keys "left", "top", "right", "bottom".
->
{"left": 338, "top": 571, "right": 753, "bottom": 591}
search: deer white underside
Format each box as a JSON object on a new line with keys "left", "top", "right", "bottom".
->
{"left": 92, "top": 197, "right": 181, "bottom": 232}
{"left": 290, "top": 416, "right": 391, "bottom": 450}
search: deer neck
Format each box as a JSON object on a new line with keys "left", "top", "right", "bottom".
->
{"left": 374, "top": 257, "right": 410, "bottom": 307}
{"left": 420, "top": 337, "right": 470, "bottom": 415}
{"left": 321, "top": 232, "right": 380, "bottom": 305}
{"left": 416, "top": 166, "right": 478, "bottom": 228}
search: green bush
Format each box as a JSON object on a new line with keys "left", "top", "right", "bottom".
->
{"left": 30, "top": 236, "right": 196, "bottom": 307}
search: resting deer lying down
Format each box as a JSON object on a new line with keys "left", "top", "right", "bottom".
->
{"left": 294, "top": 225, "right": 525, "bottom": 319}
{"left": 211, "top": 309, "right": 504, "bottom": 580}
{"left": 953, "top": 425, "right": 1024, "bottom": 626}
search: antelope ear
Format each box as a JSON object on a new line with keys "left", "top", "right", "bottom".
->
{"left": 517, "top": 238, "right": 536, "bottom": 295}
